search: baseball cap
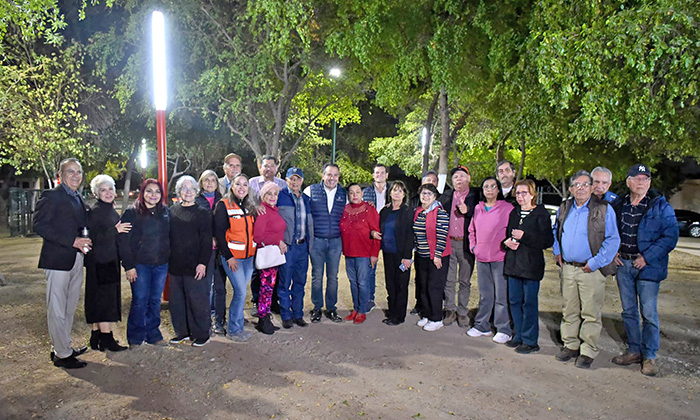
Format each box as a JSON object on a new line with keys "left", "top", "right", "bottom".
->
{"left": 450, "top": 165, "right": 470, "bottom": 177}
{"left": 627, "top": 163, "right": 651, "bottom": 178}
{"left": 286, "top": 167, "right": 304, "bottom": 178}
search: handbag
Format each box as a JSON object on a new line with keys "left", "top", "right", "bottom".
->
{"left": 255, "top": 244, "right": 286, "bottom": 270}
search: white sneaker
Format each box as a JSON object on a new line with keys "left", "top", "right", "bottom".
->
{"left": 466, "top": 327, "right": 493, "bottom": 337}
{"left": 423, "top": 320, "right": 443, "bottom": 331}
{"left": 417, "top": 317, "right": 429, "bottom": 327}
{"left": 492, "top": 332, "right": 511, "bottom": 344}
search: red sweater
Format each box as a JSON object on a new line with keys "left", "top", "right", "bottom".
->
{"left": 340, "top": 202, "right": 381, "bottom": 258}
{"left": 254, "top": 203, "right": 286, "bottom": 247}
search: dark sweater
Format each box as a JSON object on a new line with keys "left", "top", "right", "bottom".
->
{"left": 118, "top": 205, "right": 170, "bottom": 270}
{"left": 87, "top": 200, "right": 121, "bottom": 264}
{"left": 502, "top": 205, "right": 554, "bottom": 281}
{"left": 169, "top": 203, "right": 212, "bottom": 276}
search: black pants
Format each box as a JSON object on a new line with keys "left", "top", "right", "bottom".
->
{"left": 383, "top": 251, "right": 411, "bottom": 322}
{"left": 208, "top": 252, "right": 227, "bottom": 325}
{"left": 415, "top": 254, "right": 450, "bottom": 322}
{"left": 169, "top": 274, "right": 212, "bottom": 341}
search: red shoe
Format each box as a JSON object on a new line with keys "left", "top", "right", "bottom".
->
{"left": 353, "top": 313, "right": 367, "bottom": 324}
{"left": 344, "top": 310, "right": 357, "bottom": 321}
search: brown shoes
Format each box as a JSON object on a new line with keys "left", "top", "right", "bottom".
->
{"left": 612, "top": 352, "right": 642, "bottom": 366}
{"left": 555, "top": 347, "right": 580, "bottom": 362}
{"left": 641, "top": 359, "right": 659, "bottom": 376}
{"left": 443, "top": 310, "right": 457, "bottom": 326}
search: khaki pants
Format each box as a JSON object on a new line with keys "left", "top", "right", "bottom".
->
{"left": 560, "top": 264, "right": 606, "bottom": 359}
{"left": 46, "top": 253, "right": 84, "bottom": 358}
{"left": 444, "top": 239, "right": 474, "bottom": 317}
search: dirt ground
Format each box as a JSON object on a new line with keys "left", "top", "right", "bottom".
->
{"left": 1, "top": 231, "right": 699, "bottom": 420}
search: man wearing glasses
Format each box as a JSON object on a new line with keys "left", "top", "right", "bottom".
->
{"left": 610, "top": 164, "right": 678, "bottom": 376}
{"left": 552, "top": 170, "right": 620, "bottom": 369}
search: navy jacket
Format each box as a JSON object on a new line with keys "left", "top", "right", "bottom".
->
{"left": 612, "top": 190, "right": 678, "bottom": 282}
{"left": 307, "top": 183, "right": 346, "bottom": 239}
{"left": 278, "top": 186, "right": 314, "bottom": 248}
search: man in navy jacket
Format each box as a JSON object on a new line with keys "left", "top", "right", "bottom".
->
{"left": 33, "top": 158, "right": 92, "bottom": 369}
{"left": 611, "top": 163, "right": 678, "bottom": 376}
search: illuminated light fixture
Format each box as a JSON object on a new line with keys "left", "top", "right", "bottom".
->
{"left": 329, "top": 67, "right": 341, "bottom": 78}
{"left": 152, "top": 11, "right": 167, "bottom": 111}
{"left": 140, "top": 139, "right": 148, "bottom": 169}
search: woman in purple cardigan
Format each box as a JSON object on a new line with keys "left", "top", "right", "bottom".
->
{"left": 253, "top": 182, "right": 287, "bottom": 335}
{"left": 467, "top": 177, "right": 514, "bottom": 344}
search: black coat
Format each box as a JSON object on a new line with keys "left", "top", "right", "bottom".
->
{"left": 195, "top": 191, "right": 222, "bottom": 212}
{"left": 438, "top": 187, "right": 479, "bottom": 257}
{"left": 33, "top": 185, "right": 89, "bottom": 270}
{"left": 379, "top": 204, "right": 415, "bottom": 260}
{"left": 87, "top": 200, "right": 120, "bottom": 264}
{"left": 503, "top": 205, "right": 554, "bottom": 281}
{"left": 118, "top": 206, "right": 170, "bottom": 270}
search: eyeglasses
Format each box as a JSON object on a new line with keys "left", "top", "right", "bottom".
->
{"left": 628, "top": 176, "right": 651, "bottom": 183}
{"left": 420, "top": 191, "right": 435, "bottom": 196}
{"left": 181, "top": 187, "right": 197, "bottom": 193}
{"left": 483, "top": 184, "right": 499, "bottom": 190}
{"left": 571, "top": 182, "right": 591, "bottom": 189}
{"left": 515, "top": 191, "right": 529, "bottom": 196}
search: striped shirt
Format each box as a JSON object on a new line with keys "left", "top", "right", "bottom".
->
{"left": 619, "top": 195, "right": 649, "bottom": 257}
{"left": 414, "top": 205, "right": 450, "bottom": 259}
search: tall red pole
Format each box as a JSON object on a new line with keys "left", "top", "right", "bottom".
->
{"left": 156, "top": 109, "right": 167, "bottom": 203}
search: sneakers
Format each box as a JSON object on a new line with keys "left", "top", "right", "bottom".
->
{"left": 612, "top": 352, "right": 642, "bottom": 366}
{"left": 423, "top": 320, "right": 444, "bottom": 331}
{"left": 417, "top": 317, "right": 429, "bottom": 327}
{"left": 456, "top": 315, "right": 469, "bottom": 328}
{"left": 492, "top": 332, "right": 512, "bottom": 344}
{"left": 367, "top": 300, "right": 376, "bottom": 313}
{"left": 466, "top": 327, "right": 493, "bottom": 337}
{"left": 515, "top": 344, "right": 540, "bottom": 354}
{"left": 213, "top": 323, "right": 226, "bottom": 335}
{"left": 251, "top": 303, "right": 259, "bottom": 317}
{"left": 353, "top": 313, "right": 367, "bottom": 324}
{"left": 641, "top": 359, "right": 658, "bottom": 376}
{"left": 443, "top": 310, "right": 457, "bottom": 326}
{"left": 226, "top": 330, "right": 252, "bottom": 343}
{"left": 575, "top": 355, "right": 594, "bottom": 369}
{"left": 192, "top": 337, "right": 210, "bottom": 347}
{"left": 169, "top": 335, "right": 190, "bottom": 344}
{"left": 344, "top": 310, "right": 358, "bottom": 321}
{"left": 555, "top": 347, "right": 580, "bottom": 362}
{"left": 326, "top": 310, "right": 343, "bottom": 323}
{"left": 310, "top": 309, "right": 322, "bottom": 323}
{"left": 410, "top": 307, "right": 419, "bottom": 316}
{"left": 505, "top": 339, "right": 522, "bottom": 348}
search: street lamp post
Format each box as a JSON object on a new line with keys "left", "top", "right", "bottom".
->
{"left": 329, "top": 67, "right": 341, "bottom": 164}
{"left": 152, "top": 11, "right": 168, "bottom": 202}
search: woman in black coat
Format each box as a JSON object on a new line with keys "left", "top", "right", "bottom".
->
{"left": 377, "top": 181, "right": 415, "bottom": 325}
{"left": 85, "top": 174, "right": 130, "bottom": 351}
{"left": 503, "top": 180, "right": 555, "bottom": 354}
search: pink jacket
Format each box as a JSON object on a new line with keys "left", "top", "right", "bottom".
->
{"left": 468, "top": 200, "right": 514, "bottom": 262}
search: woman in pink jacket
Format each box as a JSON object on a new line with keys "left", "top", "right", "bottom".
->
{"left": 467, "top": 177, "right": 514, "bottom": 344}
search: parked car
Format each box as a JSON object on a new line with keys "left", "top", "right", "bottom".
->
{"left": 544, "top": 204, "right": 558, "bottom": 228}
{"left": 676, "top": 209, "right": 700, "bottom": 238}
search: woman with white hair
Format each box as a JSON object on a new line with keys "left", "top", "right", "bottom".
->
{"left": 85, "top": 174, "right": 131, "bottom": 351}
{"left": 168, "top": 176, "right": 213, "bottom": 347}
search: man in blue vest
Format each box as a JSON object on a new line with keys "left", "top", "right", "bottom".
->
{"left": 306, "top": 163, "right": 346, "bottom": 323}
{"left": 552, "top": 170, "right": 620, "bottom": 368}
{"left": 278, "top": 167, "right": 314, "bottom": 328}
{"left": 611, "top": 163, "right": 678, "bottom": 376}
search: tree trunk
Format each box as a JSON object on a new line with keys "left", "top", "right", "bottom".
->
{"left": 437, "top": 87, "right": 451, "bottom": 192}
{"left": 121, "top": 144, "right": 139, "bottom": 215}
{"left": 517, "top": 138, "right": 526, "bottom": 182}
{"left": 422, "top": 92, "right": 440, "bottom": 175}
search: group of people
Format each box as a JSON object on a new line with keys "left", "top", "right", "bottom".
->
{"left": 35, "top": 156, "right": 678, "bottom": 378}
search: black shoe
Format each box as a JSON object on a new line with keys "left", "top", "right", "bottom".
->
{"left": 192, "top": 337, "right": 211, "bottom": 347}
{"left": 367, "top": 300, "right": 376, "bottom": 313}
{"left": 555, "top": 347, "right": 580, "bottom": 362}
{"left": 505, "top": 339, "right": 522, "bottom": 348}
{"left": 382, "top": 318, "right": 391, "bottom": 324}
{"left": 169, "top": 335, "right": 190, "bottom": 344}
{"left": 50, "top": 346, "right": 88, "bottom": 362}
{"left": 54, "top": 355, "right": 87, "bottom": 369}
{"left": 310, "top": 309, "right": 322, "bottom": 323}
{"left": 90, "top": 330, "right": 100, "bottom": 350}
{"left": 410, "top": 307, "right": 419, "bottom": 316}
{"left": 256, "top": 314, "right": 276, "bottom": 335}
{"left": 386, "top": 319, "right": 403, "bottom": 326}
{"left": 213, "top": 323, "right": 226, "bottom": 335}
{"left": 99, "top": 332, "right": 128, "bottom": 352}
{"left": 293, "top": 318, "right": 308, "bottom": 327}
{"left": 282, "top": 319, "right": 294, "bottom": 329}
{"left": 325, "top": 310, "right": 342, "bottom": 323}
{"left": 515, "top": 344, "right": 540, "bottom": 354}
{"left": 575, "top": 355, "right": 594, "bottom": 369}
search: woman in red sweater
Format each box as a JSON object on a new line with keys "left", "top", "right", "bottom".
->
{"left": 253, "top": 182, "right": 287, "bottom": 334}
{"left": 339, "top": 183, "right": 381, "bottom": 324}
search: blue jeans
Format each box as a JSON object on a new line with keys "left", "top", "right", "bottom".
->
{"left": 206, "top": 251, "right": 227, "bottom": 326}
{"left": 345, "top": 257, "right": 371, "bottom": 313}
{"left": 279, "top": 242, "right": 309, "bottom": 321}
{"left": 368, "top": 263, "right": 377, "bottom": 302}
{"left": 309, "top": 237, "right": 342, "bottom": 311}
{"left": 221, "top": 256, "right": 254, "bottom": 335}
{"left": 127, "top": 263, "right": 168, "bottom": 344}
{"left": 508, "top": 276, "right": 541, "bottom": 346}
{"left": 616, "top": 259, "right": 661, "bottom": 359}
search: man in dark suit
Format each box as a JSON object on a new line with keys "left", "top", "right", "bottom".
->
{"left": 33, "top": 158, "right": 92, "bottom": 369}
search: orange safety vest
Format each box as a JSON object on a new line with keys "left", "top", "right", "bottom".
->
{"left": 223, "top": 198, "right": 256, "bottom": 259}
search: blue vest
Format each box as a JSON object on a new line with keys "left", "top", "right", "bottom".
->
{"left": 308, "top": 183, "right": 346, "bottom": 239}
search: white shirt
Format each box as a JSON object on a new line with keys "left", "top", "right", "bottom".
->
{"left": 324, "top": 184, "right": 337, "bottom": 213}
{"left": 374, "top": 185, "right": 387, "bottom": 212}
{"left": 502, "top": 185, "right": 513, "bottom": 196}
